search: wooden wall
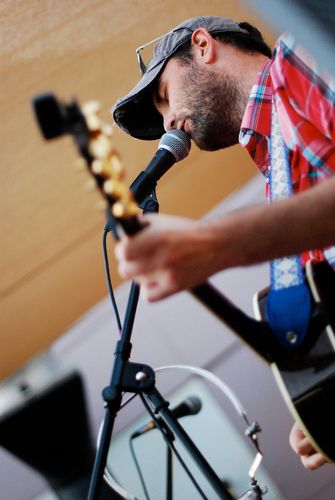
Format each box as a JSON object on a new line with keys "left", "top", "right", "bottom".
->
{"left": 0, "top": 0, "right": 275, "bottom": 379}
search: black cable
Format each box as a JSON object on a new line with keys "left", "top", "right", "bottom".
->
{"left": 139, "top": 393, "right": 208, "bottom": 499}
{"left": 128, "top": 391, "right": 173, "bottom": 500}
{"left": 102, "top": 214, "right": 213, "bottom": 498}
{"left": 120, "top": 393, "right": 138, "bottom": 410}
{"left": 102, "top": 228, "right": 122, "bottom": 333}
{"left": 129, "top": 437, "right": 151, "bottom": 500}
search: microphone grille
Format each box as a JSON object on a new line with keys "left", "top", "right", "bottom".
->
{"left": 158, "top": 129, "right": 191, "bottom": 162}
{"left": 186, "top": 396, "right": 202, "bottom": 415}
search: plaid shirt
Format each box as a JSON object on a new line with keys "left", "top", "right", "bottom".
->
{"left": 239, "top": 33, "right": 335, "bottom": 265}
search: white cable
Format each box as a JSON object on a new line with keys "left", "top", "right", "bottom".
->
{"left": 154, "top": 364, "right": 263, "bottom": 480}
{"left": 154, "top": 364, "right": 247, "bottom": 420}
{"left": 103, "top": 467, "right": 137, "bottom": 500}
{"left": 101, "top": 363, "right": 263, "bottom": 495}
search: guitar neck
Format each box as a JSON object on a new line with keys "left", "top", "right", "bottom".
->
{"left": 109, "top": 214, "right": 281, "bottom": 362}
{"left": 191, "top": 283, "right": 281, "bottom": 363}
{"left": 32, "top": 93, "right": 282, "bottom": 365}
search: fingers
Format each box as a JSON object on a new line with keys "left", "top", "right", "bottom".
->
{"left": 117, "top": 258, "right": 180, "bottom": 301}
{"left": 138, "top": 272, "right": 179, "bottom": 302}
{"left": 114, "top": 217, "right": 157, "bottom": 277}
{"left": 300, "top": 452, "right": 328, "bottom": 471}
{"left": 115, "top": 244, "right": 145, "bottom": 280}
{"left": 115, "top": 221, "right": 156, "bottom": 262}
{"left": 289, "top": 423, "right": 313, "bottom": 455}
{"left": 289, "top": 423, "right": 328, "bottom": 471}
{"left": 115, "top": 235, "right": 162, "bottom": 281}
{"left": 114, "top": 223, "right": 175, "bottom": 300}
{"left": 113, "top": 213, "right": 205, "bottom": 301}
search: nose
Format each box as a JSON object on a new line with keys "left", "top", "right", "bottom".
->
{"left": 163, "top": 109, "right": 176, "bottom": 132}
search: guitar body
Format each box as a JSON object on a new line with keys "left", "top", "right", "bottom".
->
{"left": 254, "top": 260, "right": 335, "bottom": 462}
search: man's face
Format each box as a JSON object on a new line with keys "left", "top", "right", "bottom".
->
{"left": 153, "top": 57, "right": 244, "bottom": 151}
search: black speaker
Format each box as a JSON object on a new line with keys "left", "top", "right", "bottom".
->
{"left": 0, "top": 372, "right": 95, "bottom": 499}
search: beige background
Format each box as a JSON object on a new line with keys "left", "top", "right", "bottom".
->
{"left": 1, "top": 1, "right": 276, "bottom": 379}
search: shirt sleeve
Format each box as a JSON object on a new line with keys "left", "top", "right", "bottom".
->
{"left": 271, "top": 33, "right": 335, "bottom": 144}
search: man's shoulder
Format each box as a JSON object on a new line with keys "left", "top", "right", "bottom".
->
{"left": 274, "top": 33, "right": 313, "bottom": 68}
{"left": 273, "top": 32, "right": 335, "bottom": 91}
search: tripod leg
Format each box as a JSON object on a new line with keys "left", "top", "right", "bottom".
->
{"left": 166, "top": 444, "right": 173, "bottom": 500}
{"left": 144, "top": 386, "right": 234, "bottom": 500}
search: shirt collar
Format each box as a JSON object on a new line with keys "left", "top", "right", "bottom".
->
{"left": 240, "top": 58, "right": 273, "bottom": 138}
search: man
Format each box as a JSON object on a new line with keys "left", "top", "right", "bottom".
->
{"left": 112, "top": 16, "right": 335, "bottom": 470}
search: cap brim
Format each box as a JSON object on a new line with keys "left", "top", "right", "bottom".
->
{"left": 112, "top": 16, "right": 253, "bottom": 140}
{"left": 112, "top": 61, "right": 166, "bottom": 140}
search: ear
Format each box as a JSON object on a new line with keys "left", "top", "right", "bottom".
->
{"left": 191, "top": 28, "right": 216, "bottom": 64}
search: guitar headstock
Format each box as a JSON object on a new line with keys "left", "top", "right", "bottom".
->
{"left": 32, "top": 93, "right": 140, "bottom": 233}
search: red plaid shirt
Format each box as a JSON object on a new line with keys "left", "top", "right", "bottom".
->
{"left": 239, "top": 33, "right": 335, "bottom": 265}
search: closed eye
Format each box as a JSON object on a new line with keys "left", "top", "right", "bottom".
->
{"left": 154, "top": 86, "right": 168, "bottom": 106}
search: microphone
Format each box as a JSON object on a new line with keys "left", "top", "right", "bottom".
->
{"left": 130, "top": 129, "right": 191, "bottom": 204}
{"left": 130, "top": 396, "right": 202, "bottom": 439}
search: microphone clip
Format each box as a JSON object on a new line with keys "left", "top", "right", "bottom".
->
{"left": 238, "top": 478, "right": 268, "bottom": 500}
{"left": 140, "top": 188, "right": 159, "bottom": 214}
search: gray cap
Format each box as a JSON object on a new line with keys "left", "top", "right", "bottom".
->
{"left": 112, "top": 16, "right": 251, "bottom": 140}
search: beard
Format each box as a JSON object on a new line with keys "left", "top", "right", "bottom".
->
{"left": 179, "top": 62, "right": 245, "bottom": 151}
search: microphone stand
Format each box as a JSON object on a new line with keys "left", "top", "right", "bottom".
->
{"left": 166, "top": 443, "right": 173, "bottom": 500}
{"left": 87, "top": 191, "right": 235, "bottom": 500}
{"left": 30, "top": 93, "right": 266, "bottom": 500}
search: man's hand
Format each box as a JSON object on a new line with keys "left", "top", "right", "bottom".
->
{"left": 289, "top": 422, "right": 328, "bottom": 470}
{"left": 114, "top": 213, "right": 222, "bottom": 301}
{"left": 114, "top": 176, "right": 335, "bottom": 303}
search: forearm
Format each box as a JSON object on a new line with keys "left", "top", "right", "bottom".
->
{"left": 115, "top": 176, "right": 335, "bottom": 301}
{"left": 204, "top": 176, "right": 335, "bottom": 271}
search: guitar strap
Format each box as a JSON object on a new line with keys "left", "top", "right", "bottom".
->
{"left": 265, "top": 97, "right": 312, "bottom": 348}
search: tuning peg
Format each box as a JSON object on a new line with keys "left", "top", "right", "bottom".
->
{"left": 82, "top": 100, "right": 101, "bottom": 115}
{"left": 82, "top": 101, "right": 102, "bottom": 132}
{"left": 89, "top": 134, "right": 112, "bottom": 159}
{"left": 91, "top": 159, "right": 104, "bottom": 175}
{"left": 92, "top": 158, "right": 113, "bottom": 180}
{"left": 91, "top": 156, "right": 123, "bottom": 182}
{"left": 86, "top": 114, "right": 101, "bottom": 132}
{"left": 102, "top": 124, "right": 113, "bottom": 137}
{"left": 112, "top": 200, "right": 139, "bottom": 218}
{"left": 109, "top": 153, "right": 124, "bottom": 179}
{"left": 103, "top": 179, "right": 128, "bottom": 198}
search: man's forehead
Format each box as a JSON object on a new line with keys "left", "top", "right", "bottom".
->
{"left": 153, "top": 59, "right": 171, "bottom": 93}
{"left": 152, "top": 58, "right": 178, "bottom": 103}
{"left": 158, "top": 57, "right": 183, "bottom": 83}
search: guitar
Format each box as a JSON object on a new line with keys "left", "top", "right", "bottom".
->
{"left": 254, "top": 259, "right": 335, "bottom": 463}
{"left": 32, "top": 93, "right": 335, "bottom": 465}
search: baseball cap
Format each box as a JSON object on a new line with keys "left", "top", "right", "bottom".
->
{"left": 112, "top": 16, "right": 251, "bottom": 140}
